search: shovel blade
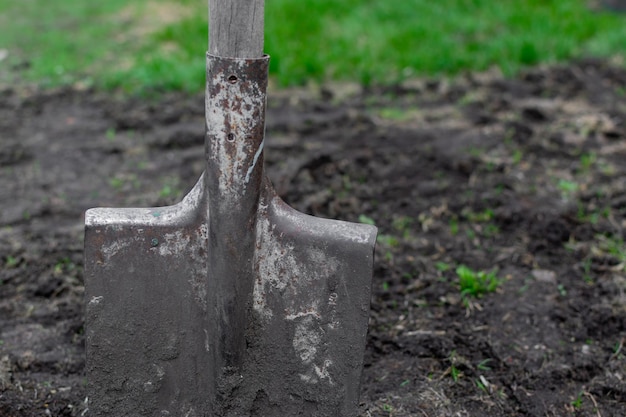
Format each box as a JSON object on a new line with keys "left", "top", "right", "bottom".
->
{"left": 85, "top": 178, "right": 212, "bottom": 416}
{"left": 85, "top": 176, "right": 376, "bottom": 417}
{"left": 85, "top": 53, "right": 376, "bottom": 417}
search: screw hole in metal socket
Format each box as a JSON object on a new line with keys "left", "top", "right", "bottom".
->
{"left": 227, "top": 133, "right": 235, "bottom": 142}
{"left": 228, "top": 75, "right": 238, "bottom": 84}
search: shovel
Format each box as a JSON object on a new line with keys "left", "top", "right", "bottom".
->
{"left": 84, "top": 0, "right": 377, "bottom": 415}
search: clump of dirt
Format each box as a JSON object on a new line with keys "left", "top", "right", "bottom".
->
{"left": 1, "top": 58, "right": 626, "bottom": 416}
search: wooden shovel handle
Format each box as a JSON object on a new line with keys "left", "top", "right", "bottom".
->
{"left": 209, "top": 0, "right": 264, "bottom": 58}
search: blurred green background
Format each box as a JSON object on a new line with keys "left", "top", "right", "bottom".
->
{"left": 0, "top": 0, "right": 624, "bottom": 94}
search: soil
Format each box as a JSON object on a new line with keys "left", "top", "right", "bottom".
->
{"left": 1, "top": 58, "right": 626, "bottom": 416}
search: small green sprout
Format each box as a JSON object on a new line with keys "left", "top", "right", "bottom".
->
{"left": 392, "top": 216, "right": 413, "bottom": 237}
{"left": 450, "top": 365, "right": 461, "bottom": 382}
{"left": 579, "top": 152, "right": 597, "bottom": 172}
{"left": 5, "top": 256, "right": 19, "bottom": 268}
{"left": 449, "top": 218, "right": 459, "bottom": 236}
{"left": 377, "top": 234, "right": 399, "bottom": 247}
{"left": 378, "top": 107, "right": 417, "bottom": 122}
{"left": 483, "top": 223, "right": 500, "bottom": 237}
{"left": 159, "top": 185, "right": 176, "bottom": 198}
{"left": 475, "top": 378, "right": 488, "bottom": 393}
{"left": 571, "top": 392, "right": 583, "bottom": 409}
{"left": 109, "top": 176, "right": 124, "bottom": 191}
{"left": 477, "top": 359, "right": 492, "bottom": 371}
{"left": 436, "top": 261, "right": 451, "bottom": 272}
{"left": 582, "top": 258, "right": 593, "bottom": 284}
{"left": 598, "top": 234, "right": 626, "bottom": 264}
{"left": 463, "top": 208, "right": 494, "bottom": 223}
{"left": 159, "top": 177, "right": 181, "bottom": 199}
{"left": 358, "top": 214, "right": 375, "bottom": 225}
{"left": 612, "top": 338, "right": 624, "bottom": 357}
{"left": 105, "top": 127, "right": 116, "bottom": 140}
{"left": 448, "top": 350, "right": 462, "bottom": 382}
{"left": 456, "top": 265, "right": 501, "bottom": 298}
{"left": 557, "top": 179, "right": 578, "bottom": 195}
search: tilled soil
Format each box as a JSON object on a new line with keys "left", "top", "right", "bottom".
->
{"left": 1, "top": 59, "right": 626, "bottom": 416}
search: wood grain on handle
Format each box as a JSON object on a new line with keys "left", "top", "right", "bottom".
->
{"left": 209, "top": 0, "right": 264, "bottom": 58}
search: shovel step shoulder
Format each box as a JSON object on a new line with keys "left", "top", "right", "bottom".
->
{"left": 85, "top": 174, "right": 206, "bottom": 229}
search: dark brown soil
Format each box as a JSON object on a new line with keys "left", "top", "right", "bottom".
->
{"left": 1, "top": 59, "right": 626, "bottom": 416}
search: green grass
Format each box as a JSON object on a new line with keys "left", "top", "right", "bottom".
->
{"left": 1, "top": 0, "right": 626, "bottom": 93}
{"left": 0, "top": 0, "right": 135, "bottom": 88}
{"left": 456, "top": 265, "right": 501, "bottom": 298}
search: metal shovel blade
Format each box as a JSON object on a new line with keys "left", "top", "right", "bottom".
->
{"left": 85, "top": 55, "right": 377, "bottom": 417}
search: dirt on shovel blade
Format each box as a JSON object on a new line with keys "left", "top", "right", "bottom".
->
{"left": 1, "top": 58, "right": 626, "bottom": 416}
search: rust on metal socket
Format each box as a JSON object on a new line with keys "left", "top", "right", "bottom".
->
{"left": 204, "top": 54, "right": 270, "bottom": 390}
{"left": 205, "top": 54, "right": 269, "bottom": 209}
